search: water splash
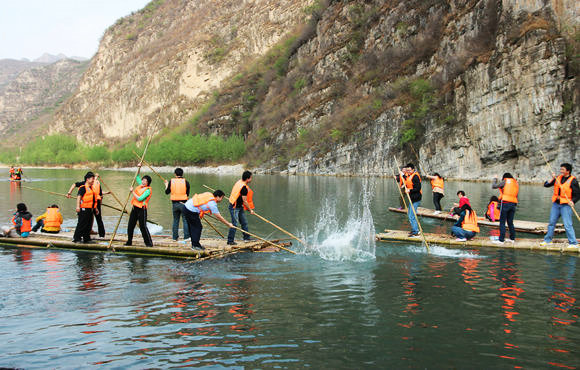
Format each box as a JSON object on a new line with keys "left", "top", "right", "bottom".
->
{"left": 407, "top": 245, "right": 485, "bottom": 259}
{"left": 301, "top": 181, "right": 376, "bottom": 262}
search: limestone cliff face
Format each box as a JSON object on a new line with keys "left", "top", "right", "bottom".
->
{"left": 0, "top": 59, "right": 87, "bottom": 138}
{"left": 51, "top": 0, "right": 312, "bottom": 144}
{"left": 271, "top": 0, "right": 579, "bottom": 180}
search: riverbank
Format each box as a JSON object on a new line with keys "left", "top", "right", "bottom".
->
{"left": 0, "top": 163, "right": 552, "bottom": 184}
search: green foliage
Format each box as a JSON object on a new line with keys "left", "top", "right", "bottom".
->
{"left": 330, "top": 128, "right": 344, "bottom": 142}
{"left": 303, "top": 0, "right": 323, "bottom": 16}
{"left": 398, "top": 78, "right": 440, "bottom": 147}
{"left": 14, "top": 135, "right": 85, "bottom": 165}
{"left": 147, "top": 134, "right": 245, "bottom": 165}
{"left": 257, "top": 128, "right": 269, "bottom": 140}
{"left": 86, "top": 145, "right": 111, "bottom": 162}
{"left": 126, "top": 33, "right": 137, "bottom": 41}
{"left": 293, "top": 77, "right": 306, "bottom": 92}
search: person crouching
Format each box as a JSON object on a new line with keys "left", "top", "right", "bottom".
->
{"left": 183, "top": 190, "right": 233, "bottom": 251}
{"left": 451, "top": 203, "right": 480, "bottom": 242}
{"left": 32, "top": 204, "right": 63, "bottom": 233}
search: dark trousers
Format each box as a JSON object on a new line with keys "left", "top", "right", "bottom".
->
{"left": 227, "top": 204, "right": 249, "bottom": 243}
{"left": 499, "top": 202, "right": 517, "bottom": 242}
{"left": 183, "top": 207, "right": 203, "bottom": 249}
{"left": 433, "top": 192, "right": 444, "bottom": 211}
{"left": 127, "top": 206, "right": 153, "bottom": 246}
{"left": 172, "top": 201, "right": 190, "bottom": 240}
{"left": 94, "top": 201, "right": 105, "bottom": 237}
{"left": 73, "top": 208, "right": 94, "bottom": 242}
{"left": 399, "top": 187, "right": 407, "bottom": 209}
{"left": 32, "top": 220, "right": 60, "bottom": 234}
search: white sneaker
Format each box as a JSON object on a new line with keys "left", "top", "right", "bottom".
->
{"left": 455, "top": 238, "right": 467, "bottom": 242}
{"left": 539, "top": 241, "right": 552, "bottom": 246}
{"left": 505, "top": 239, "right": 515, "bottom": 244}
{"left": 492, "top": 240, "right": 504, "bottom": 245}
{"left": 433, "top": 211, "right": 441, "bottom": 215}
{"left": 564, "top": 244, "right": 579, "bottom": 251}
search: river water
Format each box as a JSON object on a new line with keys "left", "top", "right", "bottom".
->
{"left": 0, "top": 169, "right": 578, "bottom": 368}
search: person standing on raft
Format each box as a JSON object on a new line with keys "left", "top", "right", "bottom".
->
{"left": 540, "top": 163, "right": 579, "bottom": 249}
{"left": 227, "top": 171, "right": 255, "bottom": 245}
{"left": 183, "top": 190, "right": 233, "bottom": 250}
{"left": 400, "top": 164, "right": 422, "bottom": 238}
{"left": 164, "top": 168, "right": 190, "bottom": 241}
{"left": 426, "top": 173, "right": 444, "bottom": 213}
{"left": 451, "top": 202, "right": 480, "bottom": 242}
{"left": 73, "top": 172, "right": 97, "bottom": 243}
{"left": 125, "top": 174, "right": 153, "bottom": 247}
{"left": 67, "top": 173, "right": 109, "bottom": 238}
{"left": 492, "top": 173, "right": 519, "bottom": 244}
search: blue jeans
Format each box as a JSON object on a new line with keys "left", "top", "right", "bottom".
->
{"left": 544, "top": 202, "right": 578, "bottom": 245}
{"left": 172, "top": 202, "right": 190, "bottom": 240}
{"left": 227, "top": 204, "right": 249, "bottom": 243}
{"left": 408, "top": 201, "right": 420, "bottom": 234}
{"left": 451, "top": 226, "right": 476, "bottom": 240}
{"left": 499, "top": 202, "right": 516, "bottom": 242}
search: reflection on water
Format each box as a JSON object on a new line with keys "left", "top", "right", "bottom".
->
{"left": 0, "top": 170, "right": 578, "bottom": 368}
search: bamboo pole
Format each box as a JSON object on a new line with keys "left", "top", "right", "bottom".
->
{"left": 394, "top": 156, "right": 430, "bottom": 252}
{"left": 390, "top": 167, "right": 408, "bottom": 211}
{"left": 94, "top": 173, "right": 124, "bottom": 207}
{"left": 540, "top": 150, "right": 580, "bottom": 222}
{"left": 206, "top": 214, "right": 296, "bottom": 254}
{"left": 22, "top": 185, "right": 161, "bottom": 226}
{"left": 202, "top": 184, "right": 308, "bottom": 246}
{"left": 131, "top": 152, "right": 224, "bottom": 237}
{"left": 108, "top": 135, "right": 154, "bottom": 250}
{"left": 132, "top": 150, "right": 166, "bottom": 182}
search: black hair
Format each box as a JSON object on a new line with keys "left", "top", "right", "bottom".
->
{"left": 84, "top": 171, "right": 95, "bottom": 180}
{"left": 242, "top": 170, "right": 252, "bottom": 181}
{"left": 488, "top": 196, "right": 499, "bottom": 204}
{"left": 142, "top": 175, "right": 152, "bottom": 185}
{"left": 16, "top": 203, "right": 27, "bottom": 213}
{"left": 174, "top": 168, "right": 184, "bottom": 177}
{"left": 561, "top": 163, "right": 572, "bottom": 172}
{"left": 406, "top": 163, "right": 415, "bottom": 170}
{"left": 457, "top": 190, "right": 465, "bottom": 196}
{"left": 50, "top": 204, "right": 59, "bottom": 208}
{"left": 502, "top": 173, "right": 513, "bottom": 179}
{"left": 433, "top": 172, "right": 443, "bottom": 180}
{"left": 213, "top": 190, "right": 225, "bottom": 198}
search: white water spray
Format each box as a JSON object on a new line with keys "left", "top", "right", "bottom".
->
{"left": 301, "top": 181, "right": 376, "bottom": 262}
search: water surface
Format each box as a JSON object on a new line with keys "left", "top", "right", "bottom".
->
{"left": 0, "top": 169, "right": 578, "bottom": 368}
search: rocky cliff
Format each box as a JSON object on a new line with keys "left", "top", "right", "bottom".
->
{"left": 51, "top": 0, "right": 578, "bottom": 180}
{"left": 51, "top": 0, "right": 312, "bottom": 144}
{"left": 0, "top": 59, "right": 88, "bottom": 139}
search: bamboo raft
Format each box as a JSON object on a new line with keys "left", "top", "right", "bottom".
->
{"left": 376, "top": 229, "right": 579, "bottom": 254}
{"left": 0, "top": 231, "right": 292, "bottom": 261}
{"left": 388, "top": 207, "right": 565, "bottom": 235}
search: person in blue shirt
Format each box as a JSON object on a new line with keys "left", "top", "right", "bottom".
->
{"left": 183, "top": 190, "right": 233, "bottom": 251}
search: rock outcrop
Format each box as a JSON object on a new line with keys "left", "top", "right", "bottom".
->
{"left": 0, "top": 59, "right": 88, "bottom": 138}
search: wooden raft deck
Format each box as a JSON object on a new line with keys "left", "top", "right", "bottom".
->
{"left": 388, "top": 207, "right": 565, "bottom": 235}
{"left": 0, "top": 231, "right": 292, "bottom": 261}
{"left": 376, "top": 229, "right": 579, "bottom": 254}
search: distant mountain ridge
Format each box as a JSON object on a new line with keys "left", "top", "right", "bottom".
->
{"left": 33, "top": 53, "right": 88, "bottom": 63}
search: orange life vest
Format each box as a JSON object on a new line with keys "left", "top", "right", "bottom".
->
{"left": 192, "top": 192, "right": 216, "bottom": 218}
{"left": 80, "top": 184, "right": 96, "bottom": 209}
{"left": 404, "top": 172, "right": 422, "bottom": 194}
{"left": 131, "top": 185, "right": 152, "bottom": 208}
{"left": 499, "top": 178, "right": 518, "bottom": 203}
{"left": 12, "top": 215, "right": 32, "bottom": 233}
{"left": 462, "top": 210, "right": 480, "bottom": 233}
{"left": 93, "top": 180, "right": 102, "bottom": 201}
{"left": 244, "top": 186, "right": 255, "bottom": 210}
{"left": 552, "top": 175, "right": 576, "bottom": 204}
{"left": 9, "top": 168, "right": 14, "bottom": 174}
{"left": 170, "top": 178, "right": 188, "bottom": 201}
{"left": 430, "top": 176, "right": 444, "bottom": 190}
{"left": 486, "top": 201, "right": 500, "bottom": 220}
{"left": 44, "top": 208, "right": 62, "bottom": 229}
{"left": 229, "top": 180, "right": 249, "bottom": 207}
